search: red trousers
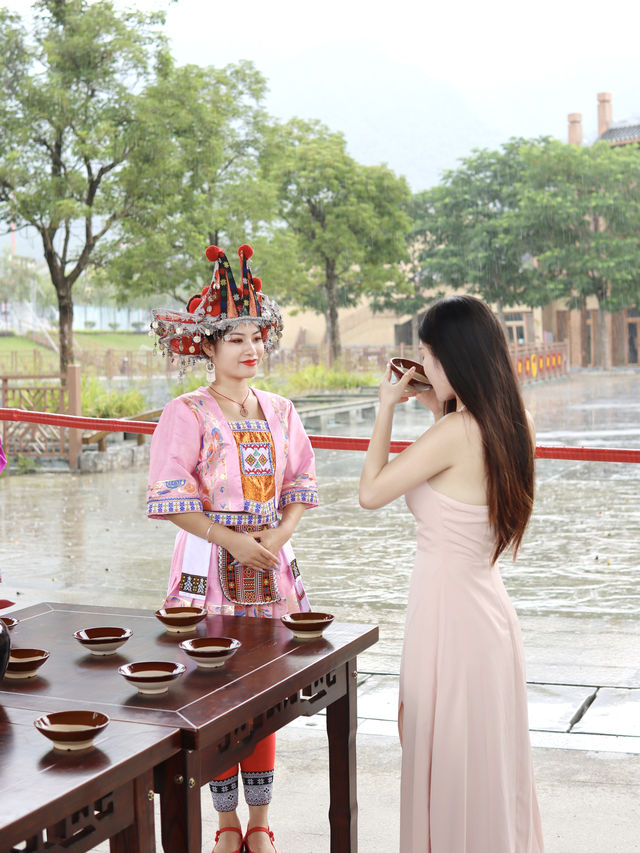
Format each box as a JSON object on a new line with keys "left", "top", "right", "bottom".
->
{"left": 209, "top": 733, "right": 276, "bottom": 811}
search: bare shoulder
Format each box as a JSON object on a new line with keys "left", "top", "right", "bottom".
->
{"left": 422, "top": 409, "right": 485, "bottom": 502}
{"left": 414, "top": 408, "right": 480, "bottom": 456}
{"left": 442, "top": 408, "right": 481, "bottom": 440}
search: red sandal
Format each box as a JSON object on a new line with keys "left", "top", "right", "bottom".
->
{"left": 212, "top": 826, "right": 244, "bottom": 853}
{"left": 244, "top": 826, "right": 277, "bottom": 853}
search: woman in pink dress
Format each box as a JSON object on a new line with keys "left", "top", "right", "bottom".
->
{"left": 148, "top": 245, "right": 318, "bottom": 853}
{"left": 360, "top": 295, "right": 544, "bottom": 852}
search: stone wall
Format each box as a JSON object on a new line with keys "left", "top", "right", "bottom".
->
{"left": 79, "top": 439, "right": 150, "bottom": 473}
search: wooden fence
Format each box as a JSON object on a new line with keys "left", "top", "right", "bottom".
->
{"left": 511, "top": 341, "right": 570, "bottom": 382}
{"left": 0, "top": 341, "right": 570, "bottom": 382}
{"left": 0, "top": 341, "right": 569, "bottom": 469}
{"left": 0, "top": 366, "right": 82, "bottom": 467}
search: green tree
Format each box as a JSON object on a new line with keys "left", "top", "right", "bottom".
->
{"left": 518, "top": 139, "right": 640, "bottom": 367}
{"left": 101, "top": 60, "right": 273, "bottom": 306}
{"left": 412, "top": 139, "right": 554, "bottom": 325}
{"left": 0, "top": 0, "right": 168, "bottom": 375}
{"left": 263, "top": 119, "right": 412, "bottom": 359}
{"left": 370, "top": 193, "right": 444, "bottom": 347}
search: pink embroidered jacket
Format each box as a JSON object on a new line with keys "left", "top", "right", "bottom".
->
{"left": 147, "top": 387, "right": 318, "bottom": 525}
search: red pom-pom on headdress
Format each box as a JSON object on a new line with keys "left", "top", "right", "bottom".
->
{"left": 238, "top": 244, "right": 253, "bottom": 259}
{"left": 186, "top": 294, "right": 203, "bottom": 313}
{"left": 252, "top": 277, "right": 262, "bottom": 292}
{"left": 205, "top": 245, "right": 221, "bottom": 262}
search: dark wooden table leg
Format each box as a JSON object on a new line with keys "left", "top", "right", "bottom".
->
{"left": 110, "top": 768, "right": 155, "bottom": 853}
{"left": 326, "top": 658, "right": 358, "bottom": 853}
{"left": 156, "top": 749, "right": 202, "bottom": 853}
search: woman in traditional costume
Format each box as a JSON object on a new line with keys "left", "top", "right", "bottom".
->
{"left": 359, "top": 296, "right": 544, "bottom": 852}
{"left": 148, "top": 244, "right": 318, "bottom": 853}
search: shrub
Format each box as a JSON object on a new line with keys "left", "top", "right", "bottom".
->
{"left": 170, "top": 365, "right": 378, "bottom": 399}
{"left": 16, "top": 453, "right": 36, "bottom": 475}
{"left": 81, "top": 376, "right": 147, "bottom": 418}
{"left": 280, "top": 364, "right": 379, "bottom": 394}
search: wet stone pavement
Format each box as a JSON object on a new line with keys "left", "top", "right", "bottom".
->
{"left": 1, "top": 369, "right": 639, "bottom": 851}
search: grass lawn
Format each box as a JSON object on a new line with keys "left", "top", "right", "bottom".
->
{"left": 0, "top": 332, "right": 152, "bottom": 376}
{"left": 74, "top": 331, "right": 151, "bottom": 351}
{"left": 0, "top": 332, "right": 151, "bottom": 354}
{"left": 0, "top": 335, "right": 59, "bottom": 373}
{"left": 0, "top": 335, "right": 54, "bottom": 353}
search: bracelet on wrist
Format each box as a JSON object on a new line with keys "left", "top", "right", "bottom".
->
{"left": 206, "top": 520, "right": 215, "bottom": 543}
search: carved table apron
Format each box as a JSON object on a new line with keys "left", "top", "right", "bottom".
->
{"left": 0, "top": 704, "right": 180, "bottom": 853}
{"left": 0, "top": 602, "right": 378, "bottom": 853}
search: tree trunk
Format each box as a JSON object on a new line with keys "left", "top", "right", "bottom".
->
{"left": 579, "top": 307, "right": 590, "bottom": 367}
{"left": 57, "top": 282, "right": 75, "bottom": 380}
{"left": 41, "top": 231, "right": 75, "bottom": 379}
{"left": 595, "top": 296, "right": 611, "bottom": 369}
{"left": 324, "top": 259, "right": 341, "bottom": 362}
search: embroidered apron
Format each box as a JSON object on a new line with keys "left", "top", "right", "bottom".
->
{"left": 178, "top": 420, "right": 302, "bottom": 606}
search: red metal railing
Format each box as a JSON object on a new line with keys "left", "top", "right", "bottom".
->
{"left": 1, "top": 408, "right": 639, "bottom": 464}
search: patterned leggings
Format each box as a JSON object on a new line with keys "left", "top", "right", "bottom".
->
{"left": 209, "top": 733, "right": 276, "bottom": 812}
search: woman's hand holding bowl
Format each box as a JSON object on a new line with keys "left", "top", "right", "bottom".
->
{"left": 379, "top": 363, "right": 416, "bottom": 407}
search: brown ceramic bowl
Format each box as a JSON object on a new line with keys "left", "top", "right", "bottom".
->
{"left": 34, "top": 710, "right": 109, "bottom": 751}
{"left": 0, "top": 616, "right": 18, "bottom": 629}
{"left": 118, "top": 660, "right": 186, "bottom": 695}
{"left": 73, "top": 626, "right": 133, "bottom": 656}
{"left": 154, "top": 606, "right": 207, "bottom": 633}
{"left": 5, "top": 648, "right": 50, "bottom": 679}
{"left": 179, "top": 636, "right": 241, "bottom": 669}
{"left": 389, "top": 357, "right": 432, "bottom": 390}
{"left": 281, "top": 612, "right": 334, "bottom": 640}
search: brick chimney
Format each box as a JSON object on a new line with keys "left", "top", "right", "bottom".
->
{"left": 568, "top": 113, "right": 583, "bottom": 145}
{"left": 597, "top": 92, "right": 612, "bottom": 137}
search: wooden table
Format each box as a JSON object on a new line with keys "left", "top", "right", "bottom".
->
{"left": 0, "top": 602, "right": 378, "bottom": 852}
{"left": 0, "top": 704, "right": 180, "bottom": 853}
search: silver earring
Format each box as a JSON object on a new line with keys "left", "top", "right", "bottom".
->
{"left": 206, "top": 360, "right": 215, "bottom": 383}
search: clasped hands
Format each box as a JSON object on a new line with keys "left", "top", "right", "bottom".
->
{"left": 225, "top": 526, "right": 285, "bottom": 572}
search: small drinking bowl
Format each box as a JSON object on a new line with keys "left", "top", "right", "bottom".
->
{"left": 179, "top": 636, "right": 241, "bottom": 669}
{"left": 74, "top": 626, "right": 133, "bottom": 656}
{"left": 389, "top": 357, "right": 432, "bottom": 390}
{"left": 281, "top": 612, "right": 334, "bottom": 640}
{"left": 154, "top": 606, "right": 207, "bottom": 633}
{"left": 118, "top": 660, "right": 186, "bottom": 695}
{"left": 34, "top": 710, "right": 109, "bottom": 751}
{"left": 0, "top": 616, "right": 18, "bottom": 630}
{"left": 5, "top": 648, "right": 50, "bottom": 679}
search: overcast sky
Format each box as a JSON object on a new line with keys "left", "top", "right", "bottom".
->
{"left": 154, "top": 0, "right": 640, "bottom": 182}
{"left": 3, "top": 0, "right": 640, "bottom": 192}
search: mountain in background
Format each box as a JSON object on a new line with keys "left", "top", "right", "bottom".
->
{"left": 1, "top": 47, "right": 509, "bottom": 259}
{"left": 263, "top": 44, "right": 505, "bottom": 191}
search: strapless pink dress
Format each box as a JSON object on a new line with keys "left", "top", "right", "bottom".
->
{"left": 399, "top": 481, "right": 544, "bottom": 852}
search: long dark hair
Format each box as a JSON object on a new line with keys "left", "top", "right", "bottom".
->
{"left": 419, "top": 295, "right": 534, "bottom": 562}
